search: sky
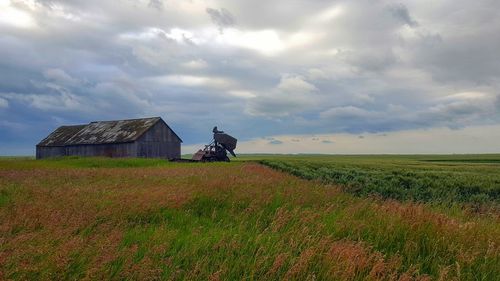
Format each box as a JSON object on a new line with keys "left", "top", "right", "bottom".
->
{"left": 1, "top": 0, "right": 500, "bottom": 155}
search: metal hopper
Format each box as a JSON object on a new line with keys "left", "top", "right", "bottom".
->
{"left": 191, "top": 126, "right": 238, "bottom": 162}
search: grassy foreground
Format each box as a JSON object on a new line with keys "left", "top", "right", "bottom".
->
{"left": 0, "top": 157, "right": 499, "bottom": 280}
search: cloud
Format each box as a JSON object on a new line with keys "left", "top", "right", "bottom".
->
{"left": 388, "top": 3, "right": 418, "bottom": 27}
{"left": 182, "top": 59, "right": 208, "bottom": 69}
{"left": 3, "top": 91, "right": 84, "bottom": 112}
{"left": 148, "top": 0, "right": 163, "bottom": 10}
{"left": 1, "top": 0, "right": 500, "bottom": 154}
{"left": 0, "top": 97, "right": 9, "bottom": 109}
{"left": 320, "top": 106, "right": 380, "bottom": 120}
{"left": 228, "top": 90, "right": 256, "bottom": 99}
{"left": 206, "top": 7, "right": 235, "bottom": 32}
{"left": 268, "top": 139, "right": 283, "bottom": 145}
{"left": 145, "top": 74, "right": 233, "bottom": 89}
{"left": 0, "top": 2, "right": 36, "bottom": 28}
{"left": 418, "top": 92, "right": 499, "bottom": 128}
{"left": 307, "top": 68, "right": 329, "bottom": 80}
{"left": 246, "top": 74, "right": 319, "bottom": 117}
{"left": 43, "top": 68, "right": 80, "bottom": 86}
{"left": 131, "top": 45, "right": 170, "bottom": 66}
{"left": 276, "top": 74, "right": 317, "bottom": 93}
{"left": 215, "top": 28, "right": 285, "bottom": 55}
{"left": 342, "top": 49, "right": 397, "bottom": 72}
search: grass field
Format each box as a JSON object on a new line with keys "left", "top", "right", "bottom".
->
{"left": 256, "top": 155, "right": 500, "bottom": 209}
{"left": 1, "top": 156, "right": 499, "bottom": 280}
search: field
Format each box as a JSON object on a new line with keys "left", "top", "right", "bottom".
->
{"left": 1, "top": 156, "right": 499, "bottom": 280}
{"left": 257, "top": 155, "right": 500, "bottom": 209}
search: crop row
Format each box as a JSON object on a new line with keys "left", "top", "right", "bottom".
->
{"left": 260, "top": 159, "right": 500, "bottom": 207}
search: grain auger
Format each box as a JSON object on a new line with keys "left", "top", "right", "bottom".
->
{"left": 191, "top": 126, "right": 237, "bottom": 162}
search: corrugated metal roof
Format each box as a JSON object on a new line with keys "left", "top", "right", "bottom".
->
{"left": 37, "top": 117, "right": 181, "bottom": 146}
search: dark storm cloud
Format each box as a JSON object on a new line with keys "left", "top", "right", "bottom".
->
{"left": 388, "top": 3, "right": 418, "bottom": 27}
{"left": 206, "top": 7, "right": 235, "bottom": 32}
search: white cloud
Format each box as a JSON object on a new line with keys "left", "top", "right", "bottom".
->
{"left": 228, "top": 90, "right": 256, "bottom": 99}
{"left": 276, "top": 74, "right": 317, "bottom": 93}
{"left": 215, "top": 28, "right": 284, "bottom": 55}
{"left": 0, "top": 97, "right": 9, "bottom": 109}
{"left": 320, "top": 106, "right": 380, "bottom": 120}
{"left": 307, "top": 68, "right": 329, "bottom": 80}
{"left": 42, "top": 68, "right": 80, "bottom": 86}
{"left": 421, "top": 91, "right": 498, "bottom": 126}
{"left": 314, "top": 5, "right": 344, "bottom": 24}
{"left": 3, "top": 92, "right": 83, "bottom": 111}
{"left": 246, "top": 74, "right": 319, "bottom": 117}
{"left": 144, "top": 74, "right": 233, "bottom": 89}
{"left": 132, "top": 45, "right": 171, "bottom": 66}
{"left": 182, "top": 59, "right": 208, "bottom": 69}
{"left": 439, "top": 91, "right": 492, "bottom": 102}
{"left": 119, "top": 27, "right": 197, "bottom": 44}
{"left": 119, "top": 26, "right": 293, "bottom": 56}
{"left": 0, "top": 0, "right": 36, "bottom": 28}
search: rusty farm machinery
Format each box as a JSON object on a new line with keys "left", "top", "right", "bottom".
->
{"left": 191, "top": 126, "right": 237, "bottom": 162}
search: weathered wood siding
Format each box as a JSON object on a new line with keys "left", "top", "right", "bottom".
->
{"left": 136, "top": 120, "right": 181, "bottom": 159}
{"left": 65, "top": 142, "right": 138, "bottom": 158}
{"left": 36, "top": 143, "right": 138, "bottom": 159}
{"left": 36, "top": 146, "right": 65, "bottom": 159}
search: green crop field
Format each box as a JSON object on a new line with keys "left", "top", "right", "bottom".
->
{"left": 255, "top": 154, "right": 500, "bottom": 209}
{"left": 1, "top": 156, "right": 499, "bottom": 280}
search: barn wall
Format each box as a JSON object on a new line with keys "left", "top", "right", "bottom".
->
{"left": 64, "top": 142, "right": 138, "bottom": 158}
{"left": 136, "top": 121, "right": 181, "bottom": 159}
{"left": 36, "top": 146, "right": 66, "bottom": 159}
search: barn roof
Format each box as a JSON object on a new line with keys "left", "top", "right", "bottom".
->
{"left": 37, "top": 117, "right": 182, "bottom": 146}
{"left": 37, "top": 125, "right": 87, "bottom": 146}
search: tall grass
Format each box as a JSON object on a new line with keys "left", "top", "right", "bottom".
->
{"left": 0, "top": 157, "right": 499, "bottom": 280}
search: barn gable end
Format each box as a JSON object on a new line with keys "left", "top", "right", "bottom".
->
{"left": 135, "top": 119, "right": 182, "bottom": 159}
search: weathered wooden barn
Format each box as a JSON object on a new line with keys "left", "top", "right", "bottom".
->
{"left": 36, "top": 117, "right": 182, "bottom": 159}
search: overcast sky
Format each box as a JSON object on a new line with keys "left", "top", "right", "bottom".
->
{"left": 1, "top": 0, "right": 500, "bottom": 155}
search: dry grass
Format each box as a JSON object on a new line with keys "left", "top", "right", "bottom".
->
{"left": 0, "top": 158, "right": 499, "bottom": 280}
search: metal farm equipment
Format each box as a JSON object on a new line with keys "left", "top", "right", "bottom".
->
{"left": 191, "top": 127, "right": 237, "bottom": 162}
